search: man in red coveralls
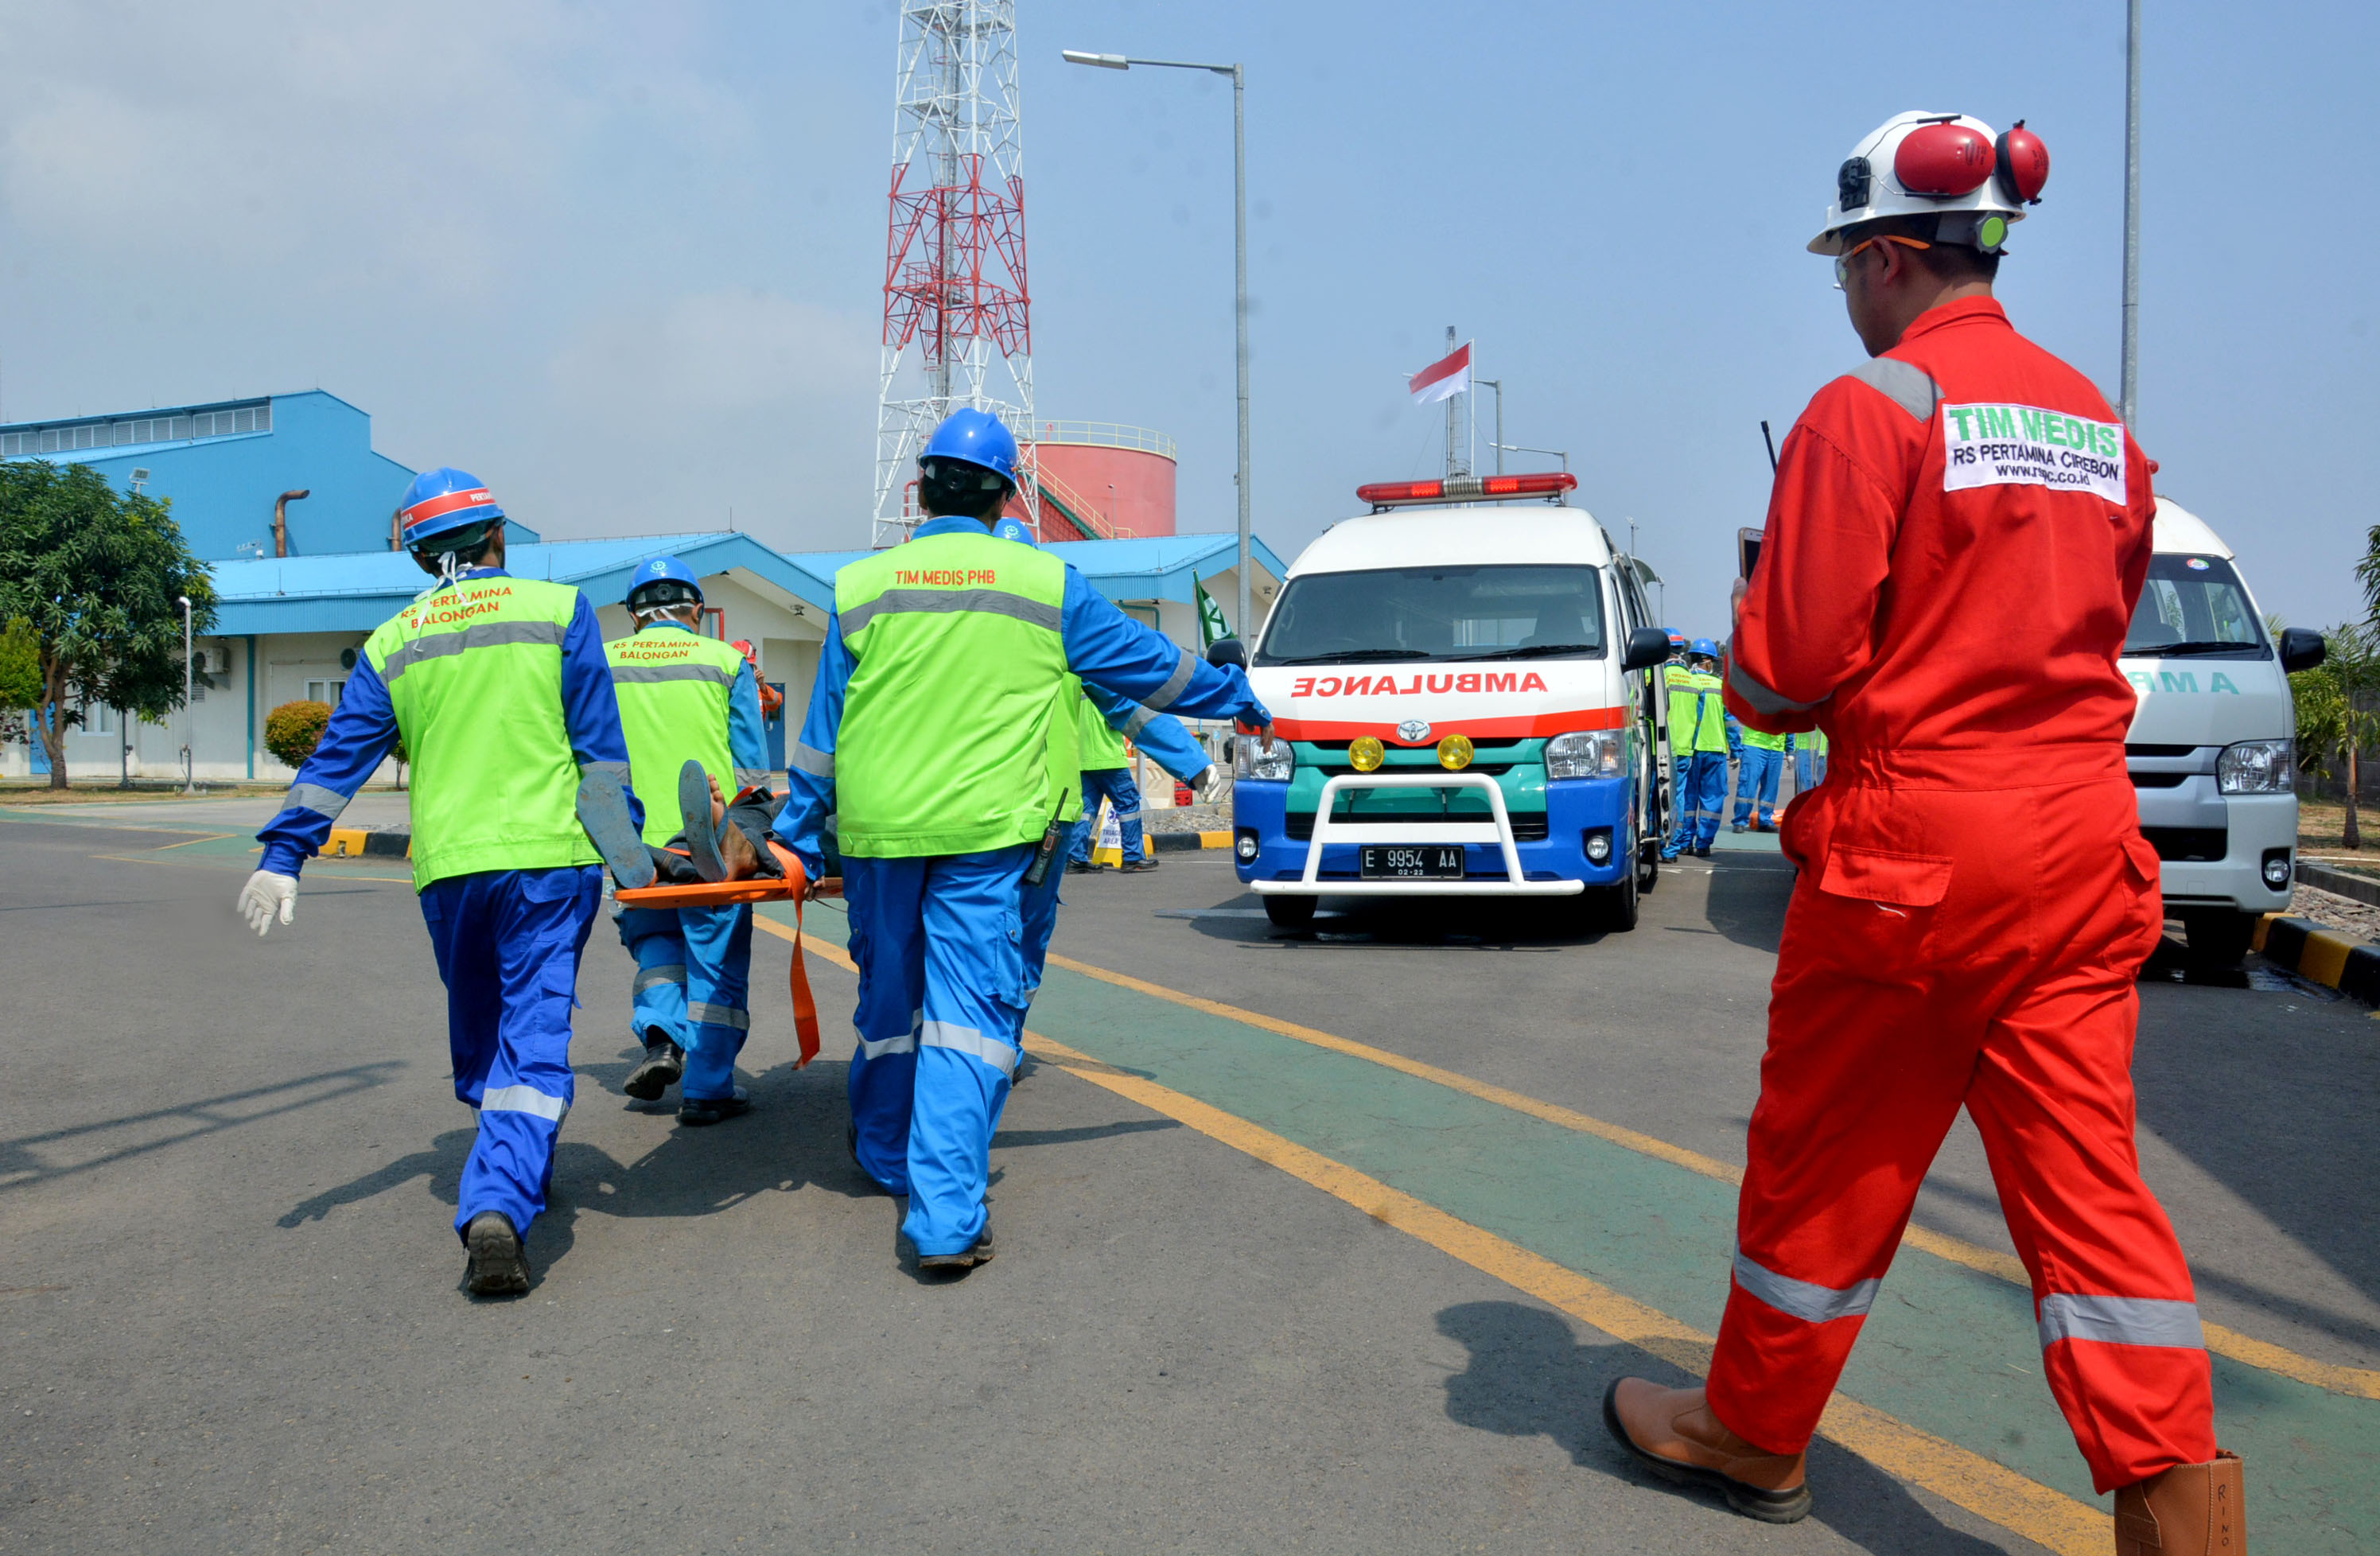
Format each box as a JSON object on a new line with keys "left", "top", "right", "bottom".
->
{"left": 1604, "top": 112, "right": 2242, "bottom": 1554}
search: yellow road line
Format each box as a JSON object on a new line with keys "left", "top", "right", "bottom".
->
{"left": 1041, "top": 949, "right": 2380, "bottom": 1402}
{"left": 1024, "top": 1029, "right": 2110, "bottom": 1556}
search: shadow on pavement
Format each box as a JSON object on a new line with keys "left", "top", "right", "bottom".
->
{"left": 994, "top": 1118, "right": 1181, "bottom": 1149}
{"left": 0, "top": 1063, "right": 405, "bottom": 1191}
{"left": 1437, "top": 1301, "right": 2018, "bottom": 1555}
{"left": 1704, "top": 858, "right": 1794, "bottom": 955}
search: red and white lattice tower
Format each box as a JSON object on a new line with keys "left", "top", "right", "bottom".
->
{"left": 873, "top": 0, "right": 1037, "bottom": 548}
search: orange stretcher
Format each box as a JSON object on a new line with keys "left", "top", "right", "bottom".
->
{"left": 615, "top": 841, "right": 842, "bottom": 1068}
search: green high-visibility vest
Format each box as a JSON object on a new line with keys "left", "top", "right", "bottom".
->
{"left": 363, "top": 575, "right": 598, "bottom": 891}
{"left": 1664, "top": 667, "right": 1729, "bottom": 755}
{"left": 607, "top": 627, "right": 745, "bottom": 846}
{"left": 1046, "top": 674, "right": 1087, "bottom": 825}
{"left": 1073, "top": 683, "right": 1131, "bottom": 771}
{"left": 1742, "top": 726, "right": 1787, "bottom": 753}
{"left": 834, "top": 530, "right": 1069, "bottom": 857}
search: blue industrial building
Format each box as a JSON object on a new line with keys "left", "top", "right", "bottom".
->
{"left": 0, "top": 390, "right": 536, "bottom": 560}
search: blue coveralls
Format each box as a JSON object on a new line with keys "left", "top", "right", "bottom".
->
{"left": 776, "top": 515, "right": 1265, "bottom": 1258}
{"left": 1025, "top": 687, "right": 1212, "bottom": 998}
{"left": 613, "top": 626, "right": 773, "bottom": 1102}
{"left": 1068, "top": 764, "right": 1146, "bottom": 866}
{"left": 1730, "top": 741, "right": 1784, "bottom": 829}
{"left": 259, "top": 568, "right": 636, "bottom": 1246}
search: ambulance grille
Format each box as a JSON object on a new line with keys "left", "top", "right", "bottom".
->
{"left": 2141, "top": 826, "right": 2227, "bottom": 862}
{"left": 1285, "top": 814, "right": 1550, "bottom": 842}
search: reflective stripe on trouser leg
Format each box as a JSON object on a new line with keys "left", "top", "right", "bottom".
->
{"left": 616, "top": 904, "right": 688, "bottom": 1046}
{"left": 1670, "top": 753, "right": 1729, "bottom": 852}
{"left": 679, "top": 901, "right": 753, "bottom": 1101}
{"left": 1087, "top": 768, "right": 1146, "bottom": 862}
{"left": 425, "top": 865, "right": 601, "bottom": 1244}
{"left": 843, "top": 855, "right": 928, "bottom": 1196}
{"left": 903, "top": 842, "right": 1034, "bottom": 1258}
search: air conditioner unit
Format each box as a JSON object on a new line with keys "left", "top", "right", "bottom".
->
{"left": 191, "top": 644, "right": 231, "bottom": 676}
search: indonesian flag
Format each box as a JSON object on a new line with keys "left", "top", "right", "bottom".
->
{"left": 1408, "top": 340, "right": 1472, "bottom": 406}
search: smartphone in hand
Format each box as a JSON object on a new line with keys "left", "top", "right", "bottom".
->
{"left": 1737, "top": 527, "right": 1764, "bottom": 582}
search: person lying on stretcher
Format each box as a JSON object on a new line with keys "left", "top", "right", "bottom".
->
{"left": 579, "top": 759, "right": 811, "bottom": 893}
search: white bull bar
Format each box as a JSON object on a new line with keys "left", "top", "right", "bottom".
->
{"left": 1250, "top": 772, "right": 1584, "bottom": 897}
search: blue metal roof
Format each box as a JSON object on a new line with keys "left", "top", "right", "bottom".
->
{"left": 210, "top": 531, "right": 834, "bottom": 636}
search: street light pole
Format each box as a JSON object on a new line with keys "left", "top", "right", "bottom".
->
{"left": 178, "top": 594, "right": 195, "bottom": 794}
{"left": 2120, "top": 0, "right": 2142, "bottom": 430}
{"left": 1064, "top": 48, "right": 1254, "bottom": 640}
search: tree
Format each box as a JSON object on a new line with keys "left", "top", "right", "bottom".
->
{"left": 0, "top": 617, "right": 39, "bottom": 710}
{"left": 2359, "top": 519, "right": 2380, "bottom": 625}
{"left": 2293, "top": 621, "right": 2380, "bottom": 849}
{"left": 0, "top": 461, "right": 217, "bottom": 789}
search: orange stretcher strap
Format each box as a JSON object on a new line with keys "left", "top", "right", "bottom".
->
{"left": 615, "top": 843, "right": 839, "bottom": 1068}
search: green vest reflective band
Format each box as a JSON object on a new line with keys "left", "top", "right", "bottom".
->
{"left": 1072, "top": 683, "right": 1131, "bottom": 770}
{"left": 607, "top": 628, "right": 745, "bottom": 846}
{"left": 1742, "top": 727, "right": 1787, "bottom": 753}
{"left": 364, "top": 576, "right": 598, "bottom": 890}
{"left": 834, "top": 531, "right": 1069, "bottom": 857}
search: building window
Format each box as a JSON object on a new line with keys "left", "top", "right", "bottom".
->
{"left": 305, "top": 679, "right": 346, "bottom": 706}
{"left": 0, "top": 403, "right": 266, "bottom": 458}
{"left": 80, "top": 700, "right": 115, "bottom": 736}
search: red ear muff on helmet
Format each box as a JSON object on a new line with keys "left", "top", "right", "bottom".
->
{"left": 1893, "top": 119, "right": 1995, "bottom": 197}
{"left": 1993, "top": 120, "right": 2050, "bottom": 204}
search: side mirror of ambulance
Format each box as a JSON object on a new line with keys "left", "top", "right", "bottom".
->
{"left": 1621, "top": 626, "right": 1672, "bottom": 673}
{"left": 2279, "top": 627, "right": 2327, "bottom": 675}
{"left": 1205, "top": 637, "right": 1247, "bottom": 670}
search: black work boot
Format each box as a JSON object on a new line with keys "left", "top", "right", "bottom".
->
{"left": 623, "top": 1033, "right": 685, "bottom": 1100}
{"left": 463, "top": 1211, "right": 532, "bottom": 1297}
{"left": 678, "top": 1086, "right": 753, "bottom": 1126}
{"left": 917, "top": 1223, "right": 995, "bottom": 1274}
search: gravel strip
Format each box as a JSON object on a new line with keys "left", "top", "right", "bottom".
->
{"left": 2287, "top": 882, "right": 2380, "bottom": 945}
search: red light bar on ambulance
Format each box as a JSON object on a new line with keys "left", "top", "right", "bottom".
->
{"left": 1355, "top": 472, "right": 1577, "bottom": 508}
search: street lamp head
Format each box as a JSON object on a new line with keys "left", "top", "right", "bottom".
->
{"left": 1061, "top": 50, "right": 1128, "bottom": 69}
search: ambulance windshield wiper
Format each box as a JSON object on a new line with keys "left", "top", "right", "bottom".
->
{"left": 2127, "top": 639, "right": 2265, "bottom": 658}
{"left": 1274, "top": 648, "right": 1429, "bottom": 664}
{"left": 1447, "top": 643, "right": 1599, "bottom": 661}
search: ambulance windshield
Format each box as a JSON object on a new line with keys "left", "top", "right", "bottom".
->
{"left": 2124, "top": 555, "right": 2268, "bottom": 659}
{"left": 1256, "top": 565, "right": 1604, "bottom": 667}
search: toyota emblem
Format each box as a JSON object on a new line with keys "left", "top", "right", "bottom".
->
{"left": 1396, "top": 718, "right": 1432, "bottom": 743}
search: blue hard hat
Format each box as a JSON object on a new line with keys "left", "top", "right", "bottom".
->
{"left": 1666, "top": 629, "right": 1687, "bottom": 650}
{"left": 921, "top": 407, "right": 1020, "bottom": 484}
{"left": 990, "top": 517, "right": 1036, "bottom": 546}
{"left": 399, "top": 467, "right": 504, "bottom": 550}
{"left": 627, "top": 554, "right": 703, "bottom": 610}
{"left": 1690, "top": 637, "right": 1721, "bottom": 659}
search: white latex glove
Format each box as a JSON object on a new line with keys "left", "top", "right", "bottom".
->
{"left": 238, "top": 869, "right": 298, "bottom": 936}
{"left": 1188, "top": 764, "right": 1216, "bottom": 801}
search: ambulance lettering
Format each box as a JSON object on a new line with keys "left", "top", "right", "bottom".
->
{"left": 1286, "top": 670, "right": 1547, "bottom": 698}
{"left": 1942, "top": 403, "right": 2126, "bottom": 504}
{"left": 2127, "top": 670, "right": 2242, "bottom": 695}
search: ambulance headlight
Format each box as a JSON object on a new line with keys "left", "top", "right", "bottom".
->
{"left": 1235, "top": 734, "right": 1294, "bottom": 782}
{"left": 2217, "top": 738, "right": 2292, "bottom": 795}
{"left": 1546, "top": 729, "right": 1623, "bottom": 780}
{"left": 1583, "top": 828, "right": 1613, "bottom": 864}
{"left": 1348, "top": 736, "right": 1385, "bottom": 772}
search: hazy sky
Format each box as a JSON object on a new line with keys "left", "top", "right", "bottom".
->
{"left": 2, "top": 1, "right": 2370, "bottom": 633}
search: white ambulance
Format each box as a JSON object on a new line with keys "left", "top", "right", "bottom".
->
{"left": 2122, "top": 496, "right": 2326, "bottom": 967}
{"left": 1212, "top": 473, "right": 1674, "bottom": 932}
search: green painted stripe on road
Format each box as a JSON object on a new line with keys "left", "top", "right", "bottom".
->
{"left": 760, "top": 899, "right": 2378, "bottom": 1550}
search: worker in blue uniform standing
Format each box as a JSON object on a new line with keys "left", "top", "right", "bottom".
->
{"left": 1066, "top": 683, "right": 1156, "bottom": 874}
{"left": 772, "top": 410, "right": 1269, "bottom": 1273}
{"left": 1661, "top": 639, "right": 1732, "bottom": 861}
{"left": 237, "top": 468, "right": 648, "bottom": 1297}
{"left": 606, "top": 556, "right": 774, "bottom": 1124}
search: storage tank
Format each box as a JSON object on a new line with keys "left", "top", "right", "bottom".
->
{"left": 1013, "top": 422, "right": 1177, "bottom": 540}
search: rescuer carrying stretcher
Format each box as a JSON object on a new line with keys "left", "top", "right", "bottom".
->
{"left": 698, "top": 408, "right": 1269, "bottom": 1273}
{"left": 1601, "top": 112, "right": 2245, "bottom": 1554}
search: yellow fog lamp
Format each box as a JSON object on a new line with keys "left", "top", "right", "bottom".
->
{"left": 1348, "top": 736, "right": 1385, "bottom": 772}
{"left": 1437, "top": 733, "right": 1475, "bottom": 771}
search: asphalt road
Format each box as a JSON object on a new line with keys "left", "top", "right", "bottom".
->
{"left": 1, "top": 803, "right": 2373, "bottom": 1554}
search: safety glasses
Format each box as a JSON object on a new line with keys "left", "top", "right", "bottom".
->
{"left": 1834, "top": 233, "right": 1931, "bottom": 290}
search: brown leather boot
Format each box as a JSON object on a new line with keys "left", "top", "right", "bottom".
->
{"left": 2114, "top": 1451, "right": 2244, "bottom": 1554}
{"left": 1602, "top": 1379, "right": 1811, "bottom": 1523}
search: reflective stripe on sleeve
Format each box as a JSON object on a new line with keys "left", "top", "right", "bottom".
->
{"left": 1141, "top": 647, "right": 1198, "bottom": 711}
{"left": 840, "top": 588, "right": 1063, "bottom": 638}
{"left": 2037, "top": 1293, "right": 2206, "bottom": 1351}
{"left": 688, "top": 1001, "right": 751, "bottom": 1032}
{"left": 480, "top": 1084, "right": 568, "bottom": 1122}
{"left": 921, "top": 1020, "right": 1019, "bottom": 1078}
{"left": 1121, "top": 703, "right": 1160, "bottom": 739}
{"left": 790, "top": 743, "right": 835, "bottom": 778}
{"left": 380, "top": 620, "right": 567, "bottom": 682}
{"left": 1732, "top": 1246, "right": 1882, "bottom": 1324}
{"left": 1725, "top": 645, "right": 1818, "bottom": 718}
{"left": 610, "top": 663, "right": 736, "bottom": 686}
{"left": 632, "top": 963, "right": 686, "bottom": 994}
{"left": 284, "top": 781, "right": 354, "bottom": 822}
{"left": 1847, "top": 356, "right": 1942, "bottom": 422}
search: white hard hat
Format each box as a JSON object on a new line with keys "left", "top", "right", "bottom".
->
{"left": 1809, "top": 111, "right": 2049, "bottom": 256}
